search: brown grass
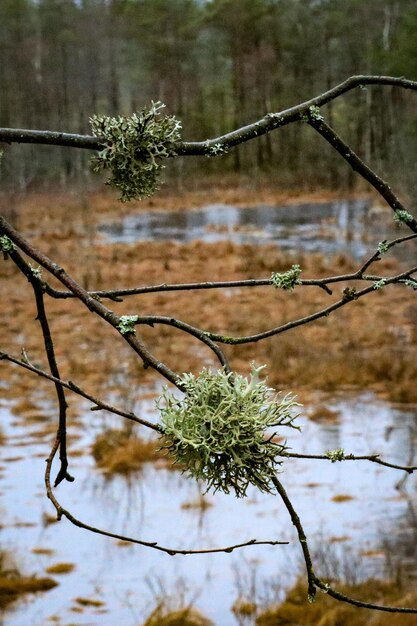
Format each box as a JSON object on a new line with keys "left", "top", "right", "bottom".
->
{"left": 231, "top": 597, "right": 258, "bottom": 617}
{"left": 0, "top": 550, "right": 58, "bottom": 610}
{"left": 308, "top": 406, "right": 341, "bottom": 423}
{"left": 1, "top": 187, "right": 416, "bottom": 427}
{"left": 181, "top": 496, "right": 213, "bottom": 511}
{"left": 75, "top": 596, "right": 105, "bottom": 607}
{"left": 92, "top": 427, "right": 166, "bottom": 475}
{"left": 45, "top": 563, "right": 75, "bottom": 575}
{"left": 256, "top": 578, "right": 417, "bottom": 626}
{"left": 331, "top": 494, "right": 355, "bottom": 503}
{"left": 142, "top": 605, "right": 212, "bottom": 626}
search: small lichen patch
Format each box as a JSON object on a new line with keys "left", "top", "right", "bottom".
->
{"left": 271, "top": 265, "right": 302, "bottom": 291}
{"left": 325, "top": 448, "right": 345, "bottom": 462}
{"left": 0, "top": 235, "right": 15, "bottom": 253}
{"left": 393, "top": 209, "right": 414, "bottom": 224}
{"left": 117, "top": 315, "right": 139, "bottom": 335}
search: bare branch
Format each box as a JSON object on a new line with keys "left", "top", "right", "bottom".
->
{"left": 281, "top": 451, "right": 417, "bottom": 473}
{"left": 1, "top": 76, "right": 417, "bottom": 155}
{"left": 0, "top": 350, "right": 162, "bottom": 432}
{"left": 0, "top": 216, "right": 182, "bottom": 388}
{"left": 308, "top": 116, "right": 417, "bottom": 233}
{"left": 44, "top": 438, "right": 288, "bottom": 555}
{"left": 272, "top": 476, "right": 417, "bottom": 613}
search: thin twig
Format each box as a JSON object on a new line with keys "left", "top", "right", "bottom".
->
{"left": 0, "top": 216, "right": 181, "bottom": 388}
{"left": 44, "top": 438, "right": 288, "bottom": 555}
{"left": 0, "top": 350, "right": 161, "bottom": 432}
{"left": 308, "top": 116, "right": 417, "bottom": 233}
{"left": 281, "top": 451, "right": 416, "bottom": 473}
{"left": 204, "top": 265, "right": 417, "bottom": 345}
{"left": 272, "top": 476, "right": 417, "bottom": 613}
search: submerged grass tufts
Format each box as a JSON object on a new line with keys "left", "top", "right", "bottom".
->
{"left": 158, "top": 365, "right": 300, "bottom": 497}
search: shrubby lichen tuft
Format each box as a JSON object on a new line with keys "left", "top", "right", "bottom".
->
{"left": 401, "top": 278, "right": 417, "bottom": 290}
{"left": 158, "top": 365, "right": 300, "bottom": 497}
{"left": 90, "top": 102, "right": 181, "bottom": 201}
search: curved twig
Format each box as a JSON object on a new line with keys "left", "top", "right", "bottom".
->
{"left": 44, "top": 438, "right": 288, "bottom": 556}
{"left": 0, "top": 216, "right": 182, "bottom": 389}
{"left": 272, "top": 476, "right": 417, "bottom": 613}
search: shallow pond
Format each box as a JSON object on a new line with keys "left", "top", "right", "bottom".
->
{"left": 1, "top": 197, "right": 417, "bottom": 624}
{"left": 0, "top": 392, "right": 416, "bottom": 625}
{"left": 98, "top": 198, "right": 412, "bottom": 261}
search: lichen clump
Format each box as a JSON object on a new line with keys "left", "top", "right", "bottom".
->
{"left": 158, "top": 365, "right": 300, "bottom": 497}
{"left": 90, "top": 102, "right": 181, "bottom": 201}
{"left": 271, "top": 264, "right": 302, "bottom": 291}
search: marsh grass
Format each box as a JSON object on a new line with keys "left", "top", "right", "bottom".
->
{"left": 0, "top": 550, "right": 58, "bottom": 610}
{"left": 142, "top": 605, "right": 212, "bottom": 626}
{"left": 1, "top": 188, "right": 416, "bottom": 433}
{"left": 92, "top": 427, "right": 166, "bottom": 475}
{"left": 256, "top": 578, "right": 417, "bottom": 626}
{"left": 45, "top": 563, "right": 75, "bottom": 575}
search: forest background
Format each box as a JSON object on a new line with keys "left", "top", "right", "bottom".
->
{"left": 2, "top": 0, "right": 417, "bottom": 195}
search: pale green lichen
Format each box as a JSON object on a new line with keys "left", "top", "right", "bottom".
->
{"left": 29, "top": 264, "right": 42, "bottom": 279}
{"left": 208, "top": 142, "right": 228, "bottom": 156}
{"left": 325, "top": 448, "right": 345, "bottom": 462}
{"left": 373, "top": 278, "right": 386, "bottom": 290}
{"left": 158, "top": 365, "right": 300, "bottom": 497}
{"left": 377, "top": 240, "right": 390, "bottom": 255}
{"left": 90, "top": 102, "right": 181, "bottom": 201}
{"left": 401, "top": 278, "right": 417, "bottom": 290}
{"left": 302, "top": 105, "right": 323, "bottom": 122}
{"left": 0, "top": 235, "right": 15, "bottom": 253}
{"left": 117, "top": 315, "right": 139, "bottom": 335}
{"left": 271, "top": 265, "right": 302, "bottom": 291}
{"left": 393, "top": 209, "right": 414, "bottom": 225}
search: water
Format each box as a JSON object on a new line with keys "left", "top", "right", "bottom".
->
{"left": 0, "top": 393, "right": 416, "bottom": 625}
{"left": 2, "top": 198, "right": 417, "bottom": 623}
{"left": 98, "top": 199, "right": 412, "bottom": 261}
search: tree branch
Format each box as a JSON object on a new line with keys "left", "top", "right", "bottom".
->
{"left": 44, "top": 438, "right": 288, "bottom": 555}
{"left": 1, "top": 76, "right": 417, "bottom": 155}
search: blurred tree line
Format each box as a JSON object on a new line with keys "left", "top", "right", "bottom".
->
{"left": 1, "top": 0, "right": 417, "bottom": 194}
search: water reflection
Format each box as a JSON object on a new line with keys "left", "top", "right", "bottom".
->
{"left": 98, "top": 199, "right": 412, "bottom": 261}
{"left": 0, "top": 394, "right": 416, "bottom": 624}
